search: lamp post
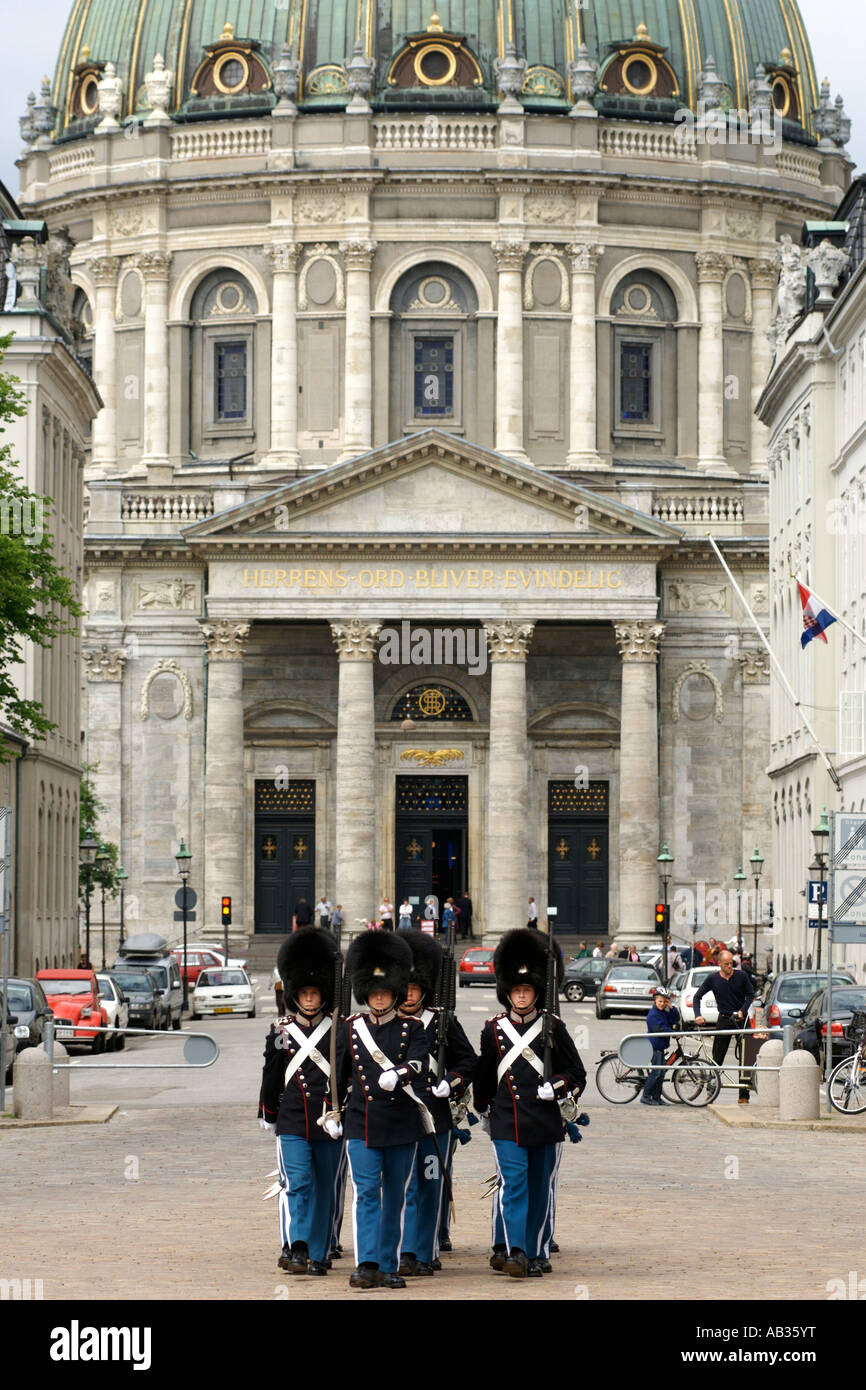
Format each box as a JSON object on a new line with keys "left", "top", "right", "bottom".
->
{"left": 79, "top": 828, "right": 99, "bottom": 966}
{"left": 811, "top": 807, "right": 830, "bottom": 971}
{"left": 176, "top": 840, "right": 192, "bottom": 1011}
{"left": 749, "top": 846, "right": 764, "bottom": 965}
{"left": 116, "top": 866, "right": 128, "bottom": 950}
{"left": 733, "top": 865, "right": 747, "bottom": 961}
{"left": 657, "top": 843, "right": 674, "bottom": 983}
{"left": 95, "top": 842, "right": 110, "bottom": 970}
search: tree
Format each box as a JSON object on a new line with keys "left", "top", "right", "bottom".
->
{"left": 0, "top": 333, "right": 83, "bottom": 760}
{"left": 79, "top": 764, "right": 121, "bottom": 903}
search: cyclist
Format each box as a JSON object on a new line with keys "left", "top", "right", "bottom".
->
{"left": 693, "top": 950, "right": 754, "bottom": 1104}
{"left": 640, "top": 987, "right": 680, "bottom": 1107}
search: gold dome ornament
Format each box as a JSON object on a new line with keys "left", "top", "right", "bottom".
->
{"left": 427, "top": 12, "right": 444, "bottom": 33}
{"left": 220, "top": 21, "right": 235, "bottom": 43}
{"left": 635, "top": 22, "right": 650, "bottom": 42}
{"left": 81, "top": 44, "right": 91, "bottom": 61}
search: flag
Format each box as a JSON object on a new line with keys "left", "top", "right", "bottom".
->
{"left": 798, "top": 582, "right": 836, "bottom": 647}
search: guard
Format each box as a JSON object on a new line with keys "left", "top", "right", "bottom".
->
{"left": 397, "top": 930, "right": 478, "bottom": 1276}
{"left": 335, "top": 932, "right": 429, "bottom": 1290}
{"left": 473, "top": 928, "right": 586, "bottom": 1278}
{"left": 257, "top": 927, "right": 344, "bottom": 1276}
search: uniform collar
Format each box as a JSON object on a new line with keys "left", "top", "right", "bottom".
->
{"left": 507, "top": 1006, "right": 538, "bottom": 1025}
{"left": 368, "top": 1007, "right": 396, "bottom": 1026}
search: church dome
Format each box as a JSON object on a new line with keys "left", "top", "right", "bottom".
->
{"left": 51, "top": 0, "right": 819, "bottom": 139}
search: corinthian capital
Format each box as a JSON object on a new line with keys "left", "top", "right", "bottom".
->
{"left": 738, "top": 650, "right": 771, "bottom": 683}
{"left": 614, "top": 621, "right": 665, "bottom": 662}
{"left": 748, "top": 257, "right": 779, "bottom": 290}
{"left": 330, "top": 619, "right": 382, "bottom": 659}
{"left": 88, "top": 255, "right": 122, "bottom": 288}
{"left": 569, "top": 242, "right": 604, "bottom": 274}
{"left": 483, "top": 620, "right": 535, "bottom": 661}
{"left": 339, "top": 238, "right": 377, "bottom": 271}
{"left": 139, "top": 250, "right": 173, "bottom": 281}
{"left": 492, "top": 240, "right": 529, "bottom": 272}
{"left": 200, "top": 618, "right": 251, "bottom": 660}
{"left": 695, "top": 251, "right": 729, "bottom": 283}
{"left": 266, "top": 241, "right": 300, "bottom": 273}
{"left": 83, "top": 645, "right": 127, "bottom": 682}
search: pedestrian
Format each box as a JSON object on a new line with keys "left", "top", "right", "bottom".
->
{"left": 295, "top": 898, "right": 313, "bottom": 928}
{"left": 526, "top": 896, "right": 539, "bottom": 930}
{"left": 640, "top": 986, "right": 680, "bottom": 1106}
{"left": 605, "top": 940, "right": 620, "bottom": 960}
{"left": 665, "top": 935, "right": 684, "bottom": 977}
{"left": 628, "top": 944, "right": 640, "bottom": 963}
{"left": 424, "top": 895, "right": 439, "bottom": 934}
{"left": 258, "top": 927, "right": 344, "bottom": 1276}
{"left": 397, "top": 897, "right": 414, "bottom": 931}
{"left": 397, "top": 931, "right": 477, "bottom": 1276}
{"left": 442, "top": 897, "right": 456, "bottom": 940}
{"left": 575, "top": 941, "right": 592, "bottom": 959}
{"left": 693, "top": 949, "right": 755, "bottom": 1103}
{"left": 336, "top": 932, "right": 428, "bottom": 1290}
{"left": 456, "top": 892, "right": 474, "bottom": 940}
{"left": 330, "top": 904, "right": 343, "bottom": 944}
{"left": 473, "top": 929, "right": 586, "bottom": 1278}
{"left": 77, "top": 951, "right": 93, "bottom": 970}
{"left": 618, "top": 943, "right": 630, "bottom": 960}
{"left": 315, "top": 894, "right": 331, "bottom": 929}
{"left": 592, "top": 941, "right": 604, "bottom": 959}
{"left": 379, "top": 895, "right": 394, "bottom": 932}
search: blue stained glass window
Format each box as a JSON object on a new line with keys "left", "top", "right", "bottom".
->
{"left": 414, "top": 337, "right": 453, "bottom": 416}
{"left": 620, "top": 343, "right": 651, "bottom": 422}
{"left": 215, "top": 341, "right": 247, "bottom": 421}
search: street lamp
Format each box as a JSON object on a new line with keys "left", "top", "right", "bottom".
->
{"left": 175, "top": 840, "right": 192, "bottom": 1011}
{"left": 95, "top": 843, "right": 110, "bottom": 970}
{"left": 79, "top": 828, "right": 99, "bottom": 966}
{"left": 733, "top": 865, "right": 747, "bottom": 961}
{"left": 811, "top": 807, "right": 830, "bottom": 971}
{"left": 116, "top": 866, "right": 128, "bottom": 950}
{"left": 749, "top": 846, "right": 764, "bottom": 964}
{"left": 657, "top": 843, "right": 674, "bottom": 983}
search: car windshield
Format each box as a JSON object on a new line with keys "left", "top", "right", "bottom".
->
{"left": 607, "top": 967, "right": 658, "bottom": 980}
{"left": 198, "top": 971, "right": 247, "bottom": 987}
{"left": 142, "top": 966, "right": 167, "bottom": 988}
{"left": 112, "top": 975, "right": 152, "bottom": 992}
{"left": 39, "top": 978, "right": 91, "bottom": 995}
{"left": 777, "top": 975, "right": 847, "bottom": 1003}
{"left": 6, "top": 984, "right": 33, "bottom": 1009}
{"left": 828, "top": 990, "right": 866, "bottom": 1011}
{"left": 465, "top": 951, "right": 492, "bottom": 962}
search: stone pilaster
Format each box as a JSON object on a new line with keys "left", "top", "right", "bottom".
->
{"left": 266, "top": 242, "right": 300, "bottom": 467}
{"left": 749, "top": 258, "right": 778, "bottom": 476}
{"left": 201, "top": 619, "right": 251, "bottom": 934}
{"left": 140, "top": 251, "right": 172, "bottom": 476}
{"left": 738, "top": 650, "right": 772, "bottom": 869}
{"left": 83, "top": 646, "right": 126, "bottom": 850}
{"left": 695, "top": 251, "right": 729, "bottom": 473}
{"left": 492, "top": 241, "right": 529, "bottom": 462}
{"left": 483, "top": 620, "right": 534, "bottom": 935}
{"left": 567, "top": 242, "right": 604, "bottom": 468}
{"left": 339, "top": 239, "right": 376, "bottom": 460}
{"left": 614, "top": 621, "right": 664, "bottom": 941}
{"left": 331, "top": 620, "right": 382, "bottom": 931}
{"left": 88, "top": 255, "right": 121, "bottom": 473}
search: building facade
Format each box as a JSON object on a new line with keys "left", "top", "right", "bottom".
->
{"left": 15, "top": 0, "right": 852, "bottom": 952}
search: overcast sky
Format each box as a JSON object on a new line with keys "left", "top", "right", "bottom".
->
{"left": 1, "top": 0, "right": 863, "bottom": 201}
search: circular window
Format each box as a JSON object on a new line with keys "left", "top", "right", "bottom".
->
{"left": 80, "top": 74, "right": 99, "bottom": 116}
{"left": 413, "top": 43, "right": 457, "bottom": 87}
{"left": 214, "top": 281, "right": 246, "bottom": 314}
{"left": 771, "top": 78, "right": 790, "bottom": 117}
{"left": 622, "top": 54, "right": 657, "bottom": 96}
{"left": 214, "top": 51, "right": 249, "bottom": 95}
{"left": 624, "top": 284, "right": 651, "bottom": 314}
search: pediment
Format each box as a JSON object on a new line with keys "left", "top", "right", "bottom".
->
{"left": 184, "top": 432, "right": 679, "bottom": 545}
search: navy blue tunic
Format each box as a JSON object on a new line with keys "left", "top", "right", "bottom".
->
{"left": 473, "top": 1011, "right": 586, "bottom": 1148}
{"left": 258, "top": 1013, "right": 334, "bottom": 1143}
{"left": 335, "top": 1012, "right": 430, "bottom": 1147}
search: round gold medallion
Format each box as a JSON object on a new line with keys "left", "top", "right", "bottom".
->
{"left": 418, "top": 687, "right": 447, "bottom": 717}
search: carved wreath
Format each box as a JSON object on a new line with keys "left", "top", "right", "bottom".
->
{"left": 671, "top": 661, "right": 724, "bottom": 723}
{"left": 140, "top": 659, "right": 193, "bottom": 721}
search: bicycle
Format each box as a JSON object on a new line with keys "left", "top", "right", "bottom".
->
{"left": 595, "top": 1037, "right": 721, "bottom": 1107}
{"left": 827, "top": 1011, "right": 866, "bottom": 1116}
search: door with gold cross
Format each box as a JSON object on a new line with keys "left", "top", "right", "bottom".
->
{"left": 547, "top": 780, "right": 609, "bottom": 936}
{"left": 254, "top": 780, "right": 316, "bottom": 933}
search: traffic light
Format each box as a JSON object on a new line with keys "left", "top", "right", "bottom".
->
{"left": 221, "top": 896, "right": 232, "bottom": 926}
{"left": 654, "top": 903, "right": 670, "bottom": 934}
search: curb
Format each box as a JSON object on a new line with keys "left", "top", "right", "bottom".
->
{"left": 0, "top": 1104, "right": 118, "bottom": 1130}
{"left": 707, "top": 1105, "right": 866, "bottom": 1134}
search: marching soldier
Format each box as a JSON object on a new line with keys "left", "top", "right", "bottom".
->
{"left": 473, "top": 928, "right": 586, "bottom": 1279}
{"left": 397, "top": 930, "right": 478, "bottom": 1276}
{"left": 336, "top": 932, "right": 429, "bottom": 1290}
{"left": 257, "top": 927, "right": 344, "bottom": 1276}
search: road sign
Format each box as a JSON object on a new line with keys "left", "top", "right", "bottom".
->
{"left": 832, "top": 871, "right": 866, "bottom": 927}
{"left": 173, "top": 910, "right": 197, "bottom": 922}
{"left": 808, "top": 880, "right": 828, "bottom": 921}
{"left": 834, "top": 815, "right": 866, "bottom": 869}
{"left": 175, "top": 887, "right": 197, "bottom": 910}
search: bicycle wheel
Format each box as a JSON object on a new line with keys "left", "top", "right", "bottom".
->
{"left": 595, "top": 1054, "right": 644, "bottom": 1104}
{"left": 673, "top": 1058, "right": 722, "bottom": 1107}
{"left": 828, "top": 1054, "right": 866, "bottom": 1115}
{"left": 660, "top": 1061, "right": 682, "bottom": 1104}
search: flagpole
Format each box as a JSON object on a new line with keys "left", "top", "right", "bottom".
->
{"left": 706, "top": 535, "right": 841, "bottom": 792}
{"left": 792, "top": 574, "right": 866, "bottom": 651}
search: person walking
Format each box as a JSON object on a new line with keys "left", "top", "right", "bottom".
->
{"left": 526, "top": 897, "right": 539, "bottom": 930}
{"left": 397, "top": 898, "right": 414, "bottom": 931}
{"left": 640, "top": 987, "right": 680, "bottom": 1107}
{"left": 315, "top": 895, "right": 331, "bottom": 929}
{"left": 605, "top": 941, "right": 620, "bottom": 960}
{"left": 295, "top": 898, "right": 313, "bottom": 928}
{"left": 456, "top": 892, "right": 474, "bottom": 940}
{"left": 592, "top": 941, "right": 604, "bottom": 959}
{"left": 424, "top": 895, "right": 439, "bottom": 934}
{"left": 693, "top": 949, "right": 755, "bottom": 1103}
{"left": 575, "top": 941, "right": 592, "bottom": 959}
{"left": 330, "top": 904, "right": 343, "bottom": 943}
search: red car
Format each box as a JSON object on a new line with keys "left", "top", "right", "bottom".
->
{"left": 172, "top": 946, "right": 247, "bottom": 985}
{"left": 458, "top": 947, "right": 495, "bottom": 987}
{"left": 36, "top": 969, "right": 109, "bottom": 1053}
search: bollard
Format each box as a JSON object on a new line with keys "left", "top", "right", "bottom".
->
{"left": 51, "top": 1043, "right": 69, "bottom": 1108}
{"left": 782, "top": 1025, "right": 795, "bottom": 1056}
{"left": 43, "top": 1016, "right": 55, "bottom": 1060}
{"left": 13, "top": 1047, "right": 54, "bottom": 1120}
{"left": 753, "top": 1039, "right": 783, "bottom": 1107}
{"left": 779, "top": 1049, "right": 820, "bottom": 1121}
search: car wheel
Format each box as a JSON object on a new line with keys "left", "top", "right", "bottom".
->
{"left": 115, "top": 1029, "right": 126, "bottom": 1051}
{"left": 192, "top": 1010, "right": 201, "bottom": 1021}
{"left": 91, "top": 1030, "right": 105, "bottom": 1056}
{"left": 596, "top": 1006, "right": 609, "bottom": 1020}
{"left": 172, "top": 1012, "right": 181, "bottom": 1031}
{"left": 565, "top": 982, "right": 585, "bottom": 1003}
{"left": 248, "top": 1003, "right": 257, "bottom": 1018}
{"left": 459, "top": 981, "right": 466, "bottom": 988}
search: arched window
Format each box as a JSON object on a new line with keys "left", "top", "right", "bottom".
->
{"left": 388, "top": 262, "right": 479, "bottom": 441}
{"left": 390, "top": 683, "right": 473, "bottom": 722}
{"left": 608, "top": 269, "right": 679, "bottom": 457}
{"left": 188, "top": 269, "right": 258, "bottom": 455}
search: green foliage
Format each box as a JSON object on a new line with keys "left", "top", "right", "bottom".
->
{"left": 79, "top": 763, "right": 122, "bottom": 902}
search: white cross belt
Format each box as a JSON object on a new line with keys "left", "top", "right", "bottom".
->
{"left": 282, "top": 1017, "right": 331, "bottom": 1084}
{"left": 496, "top": 1016, "right": 544, "bottom": 1086}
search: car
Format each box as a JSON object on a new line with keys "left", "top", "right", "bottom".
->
{"left": 192, "top": 967, "right": 256, "bottom": 1019}
{"left": 172, "top": 946, "right": 248, "bottom": 986}
{"left": 763, "top": 970, "right": 856, "bottom": 1039}
{"left": 791, "top": 985, "right": 866, "bottom": 1070}
{"left": 35, "top": 970, "right": 110, "bottom": 1053}
{"left": 561, "top": 956, "right": 609, "bottom": 1002}
{"left": 669, "top": 967, "right": 721, "bottom": 1028}
{"left": 595, "top": 963, "right": 662, "bottom": 1019}
{"left": 114, "top": 934, "right": 183, "bottom": 1029}
{"left": 2, "top": 990, "right": 29, "bottom": 1082}
{"left": 107, "top": 968, "right": 164, "bottom": 1032}
{"left": 96, "top": 973, "right": 131, "bottom": 1051}
{"left": 1, "top": 978, "right": 53, "bottom": 1057}
{"left": 458, "top": 947, "right": 495, "bottom": 987}
{"left": 186, "top": 942, "right": 249, "bottom": 970}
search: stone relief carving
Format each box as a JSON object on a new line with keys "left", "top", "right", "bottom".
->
{"left": 749, "top": 584, "right": 769, "bottom": 613}
{"left": 672, "top": 661, "right": 724, "bottom": 722}
{"left": 295, "top": 194, "right": 344, "bottom": 223}
{"left": 140, "top": 659, "right": 193, "bottom": 721}
{"left": 110, "top": 207, "right": 143, "bottom": 237}
{"left": 134, "top": 578, "right": 198, "bottom": 611}
{"left": 298, "top": 244, "right": 345, "bottom": 310}
{"left": 668, "top": 581, "right": 728, "bottom": 613}
{"left": 523, "top": 247, "right": 570, "bottom": 311}
{"left": 738, "top": 651, "right": 771, "bottom": 683}
{"left": 525, "top": 194, "right": 573, "bottom": 224}
{"left": 726, "top": 210, "right": 759, "bottom": 240}
{"left": 92, "top": 581, "right": 117, "bottom": 614}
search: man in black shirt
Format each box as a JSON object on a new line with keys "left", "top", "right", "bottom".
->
{"left": 693, "top": 950, "right": 755, "bottom": 1103}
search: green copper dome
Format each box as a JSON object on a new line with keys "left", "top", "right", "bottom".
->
{"left": 51, "top": 0, "right": 819, "bottom": 134}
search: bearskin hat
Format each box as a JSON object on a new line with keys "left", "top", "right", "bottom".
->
{"left": 345, "top": 930, "right": 412, "bottom": 1007}
{"left": 493, "top": 928, "right": 564, "bottom": 1009}
{"left": 401, "top": 929, "right": 443, "bottom": 999}
{"left": 277, "top": 927, "right": 338, "bottom": 1010}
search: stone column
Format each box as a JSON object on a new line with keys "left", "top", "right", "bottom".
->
{"left": 695, "top": 251, "right": 729, "bottom": 472}
{"left": 567, "top": 242, "right": 604, "bottom": 468}
{"left": 88, "top": 255, "right": 121, "bottom": 472}
{"left": 339, "top": 239, "right": 376, "bottom": 460}
{"left": 82, "top": 645, "right": 127, "bottom": 847}
{"left": 201, "top": 619, "right": 251, "bottom": 934}
{"left": 614, "top": 621, "right": 665, "bottom": 942}
{"left": 140, "top": 250, "right": 172, "bottom": 475}
{"left": 492, "top": 241, "right": 529, "bottom": 462}
{"left": 483, "top": 620, "right": 534, "bottom": 936}
{"left": 266, "top": 241, "right": 300, "bottom": 467}
{"left": 331, "top": 620, "right": 382, "bottom": 931}
{"left": 749, "top": 258, "right": 778, "bottom": 476}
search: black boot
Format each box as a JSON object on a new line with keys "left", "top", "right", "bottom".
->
{"left": 379, "top": 1272, "right": 407, "bottom": 1289}
{"left": 349, "top": 1262, "right": 382, "bottom": 1289}
{"left": 503, "top": 1248, "right": 528, "bottom": 1279}
{"left": 288, "top": 1241, "right": 309, "bottom": 1274}
{"left": 277, "top": 1244, "right": 292, "bottom": 1271}
{"left": 489, "top": 1244, "right": 507, "bottom": 1272}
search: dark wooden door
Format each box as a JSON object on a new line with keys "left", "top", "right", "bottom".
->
{"left": 254, "top": 821, "right": 316, "bottom": 934}
{"left": 547, "top": 821, "right": 608, "bottom": 936}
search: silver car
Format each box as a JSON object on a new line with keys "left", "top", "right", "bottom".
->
{"left": 595, "top": 963, "right": 663, "bottom": 1019}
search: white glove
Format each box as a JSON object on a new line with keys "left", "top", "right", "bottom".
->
{"left": 536, "top": 1081, "right": 556, "bottom": 1101}
{"left": 259, "top": 1119, "right": 276, "bottom": 1133}
{"left": 432, "top": 1079, "right": 451, "bottom": 1099}
{"left": 378, "top": 1069, "right": 399, "bottom": 1092}
{"left": 479, "top": 1115, "right": 490, "bottom": 1134}
{"left": 323, "top": 1118, "right": 343, "bottom": 1140}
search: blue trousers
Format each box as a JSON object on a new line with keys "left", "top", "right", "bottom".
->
{"left": 330, "top": 1142, "right": 349, "bottom": 1249}
{"left": 276, "top": 1135, "right": 344, "bottom": 1263}
{"left": 346, "top": 1138, "right": 417, "bottom": 1273}
{"left": 491, "top": 1139, "right": 560, "bottom": 1260}
{"left": 403, "top": 1131, "right": 454, "bottom": 1263}
{"left": 642, "top": 1047, "right": 667, "bottom": 1101}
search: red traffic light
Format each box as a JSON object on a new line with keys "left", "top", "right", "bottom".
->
{"left": 655, "top": 903, "right": 665, "bottom": 923}
{"left": 221, "top": 896, "right": 232, "bottom": 924}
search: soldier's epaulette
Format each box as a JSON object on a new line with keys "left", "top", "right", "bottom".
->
{"left": 491, "top": 1012, "right": 507, "bottom": 1022}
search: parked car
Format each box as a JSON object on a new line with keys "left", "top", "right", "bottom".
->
{"left": 791, "top": 985, "right": 866, "bottom": 1070}
{"left": 186, "top": 942, "right": 249, "bottom": 970}
{"left": 669, "top": 966, "right": 721, "bottom": 1028}
{"left": 763, "top": 971, "right": 856, "bottom": 1039}
{"left": 561, "top": 956, "right": 609, "bottom": 1003}
{"left": 2, "top": 978, "right": 52, "bottom": 1056}
{"left": 96, "top": 973, "right": 130, "bottom": 1050}
{"left": 458, "top": 947, "right": 495, "bottom": 987}
{"left": 35, "top": 970, "right": 109, "bottom": 1053}
{"left": 595, "top": 963, "right": 662, "bottom": 1019}
{"left": 192, "top": 968, "right": 256, "bottom": 1019}
{"left": 2, "top": 990, "right": 28, "bottom": 1082}
{"left": 114, "top": 934, "right": 182, "bottom": 1029}
{"left": 172, "top": 946, "right": 247, "bottom": 986}
{"left": 108, "top": 968, "right": 164, "bottom": 1032}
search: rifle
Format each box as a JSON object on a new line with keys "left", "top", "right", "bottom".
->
{"left": 322, "top": 947, "right": 345, "bottom": 1127}
{"left": 435, "top": 933, "right": 456, "bottom": 1083}
{"left": 542, "top": 921, "right": 558, "bottom": 1082}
